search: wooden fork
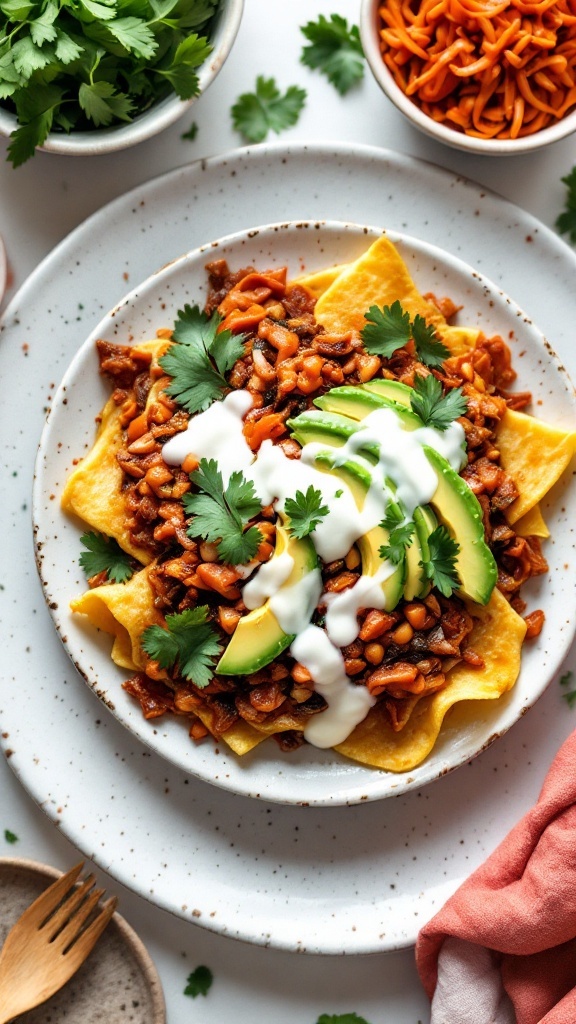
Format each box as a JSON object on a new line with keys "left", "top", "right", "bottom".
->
{"left": 0, "top": 862, "right": 118, "bottom": 1023}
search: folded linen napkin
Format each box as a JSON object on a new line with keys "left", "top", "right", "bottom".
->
{"left": 416, "top": 729, "right": 576, "bottom": 1024}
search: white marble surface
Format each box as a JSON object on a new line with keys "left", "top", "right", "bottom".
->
{"left": 1, "top": 1, "right": 576, "bottom": 1021}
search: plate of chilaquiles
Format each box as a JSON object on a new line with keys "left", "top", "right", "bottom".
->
{"left": 34, "top": 220, "right": 576, "bottom": 806}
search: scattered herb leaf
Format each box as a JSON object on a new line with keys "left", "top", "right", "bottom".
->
{"left": 183, "top": 458, "right": 262, "bottom": 565}
{"left": 556, "top": 167, "right": 576, "bottom": 244}
{"left": 141, "top": 607, "right": 221, "bottom": 689}
{"left": 560, "top": 670, "right": 573, "bottom": 686}
{"left": 184, "top": 964, "right": 213, "bottom": 997}
{"left": 159, "top": 304, "right": 246, "bottom": 414}
{"left": 300, "top": 13, "right": 364, "bottom": 95}
{"left": 1, "top": 0, "right": 217, "bottom": 166}
{"left": 379, "top": 518, "right": 414, "bottom": 566}
{"left": 4, "top": 829, "right": 18, "bottom": 844}
{"left": 181, "top": 119, "right": 198, "bottom": 140}
{"left": 560, "top": 670, "right": 576, "bottom": 707}
{"left": 420, "top": 525, "right": 460, "bottom": 597}
{"left": 361, "top": 300, "right": 450, "bottom": 367}
{"left": 317, "top": 1014, "right": 372, "bottom": 1024}
{"left": 284, "top": 485, "right": 329, "bottom": 538}
{"left": 79, "top": 531, "right": 134, "bottom": 583}
{"left": 410, "top": 374, "right": 468, "bottom": 431}
{"left": 231, "top": 75, "right": 306, "bottom": 143}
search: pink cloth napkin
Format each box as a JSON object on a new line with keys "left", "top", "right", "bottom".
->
{"left": 416, "top": 729, "right": 576, "bottom": 1024}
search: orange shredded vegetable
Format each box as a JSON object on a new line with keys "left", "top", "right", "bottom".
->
{"left": 378, "top": 0, "right": 576, "bottom": 139}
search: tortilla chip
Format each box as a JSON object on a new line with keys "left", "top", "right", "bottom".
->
{"left": 334, "top": 588, "right": 526, "bottom": 772}
{"left": 71, "top": 564, "right": 164, "bottom": 671}
{"left": 441, "top": 325, "right": 481, "bottom": 356}
{"left": 496, "top": 408, "right": 576, "bottom": 524}
{"left": 314, "top": 235, "right": 447, "bottom": 334}
{"left": 292, "top": 263, "right": 351, "bottom": 299}
{"left": 514, "top": 503, "right": 550, "bottom": 539}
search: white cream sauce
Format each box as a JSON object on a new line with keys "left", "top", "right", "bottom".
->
{"left": 161, "top": 388, "right": 465, "bottom": 748}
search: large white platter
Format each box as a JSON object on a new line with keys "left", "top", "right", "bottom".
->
{"left": 2, "top": 143, "right": 576, "bottom": 954}
{"left": 33, "top": 218, "right": 575, "bottom": 806}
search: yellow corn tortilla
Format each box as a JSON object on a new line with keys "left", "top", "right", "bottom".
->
{"left": 292, "top": 263, "right": 351, "bottom": 299}
{"left": 514, "top": 504, "right": 550, "bottom": 539}
{"left": 334, "top": 589, "right": 526, "bottom": 771}
{"left": 496, "top": 408, "right": 576, "bottom": 524}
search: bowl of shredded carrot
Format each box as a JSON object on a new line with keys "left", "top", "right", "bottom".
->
{"left": 360, "top": 0, "right": 576, "bottom": 153}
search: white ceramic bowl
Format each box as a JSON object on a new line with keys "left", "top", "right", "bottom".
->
{"left": 360, "top": 0, "right": 576, "bottom": 155}
{"left": 0, "top": 0, "right": 243, "bottom": 157}
{"left": 33, "top": 219, "right": 576, "bottom": 806}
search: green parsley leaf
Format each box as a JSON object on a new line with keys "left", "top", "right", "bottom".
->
{"left": 317, "top": 1014, "right": 372, "bottom": 1024}
{"left": 231, "top": 75, "right": 306, "bottom": 144}
{"left": 141, "top": 607, "right": 221, "bottom": 688}
{"left": 159, "top": 304, "right": 246, "bottom": 414}
{"left": 4, "top": 829, "right": 18, "bottom": 844}
{"left": 361, "top": 301, "right": 450, "bottom": 367}
{"left": 300, "top": 14, "right": 364, "bottom": 95}
{"left": 284, "top": 485, "right": 329, "bottom": 539}
{"left": 79, "top": 81, "right": 133, "bottom": 127}
{"left": 420, "top": 525, "right": 460, "bottom": 597}
{"left": 361, "top": 300, "right": 411, "bottom": 358}
{"left": 563, "top": 689, "right": 576, "bottom": 709}
{"left": 181, "top": 119, "right": 198, "bottom": 140}
{"left": 184, "top": 964, "right": 213, "bottom": 997}
{"left": 410, "top": 373, "right": 468, "bottom": 431}
{"left": 556, "top": 167, "right": 576, "bottom": 244}
{"left": 560, "top": 670, "right": 574, "bottom": 686}
{"left": 184, "top": 459, "right": 262, "bottom": 565}
{"left": 380, "top": 500, "right": 404, "bottom": 532}
{"left": 411, "top": 314, "right": 451, "bottom": 368}
{"left": 7, "top": 107, "right": 53, "bottom": 166}
{"left": 79, "top": 531, "right": 134, "bottom": 584}
{"left": 379, "top": 520, "right": 414, "bottom": 566}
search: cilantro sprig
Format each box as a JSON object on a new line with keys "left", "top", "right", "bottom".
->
{"left": 231, "top": 75, "right": 306, "bottom": 144}
{"left": 141, "top": 606, "right": 221, "bottom": 689}
{"left": 300, "top": 14, "right": 365, "bottom": 95}
{"left": 378, "top": 502, "right": 414, "bottom": 565}
{"left": 183, "top": 458, "right": 262, "bottom": 565}
{"left": 410, "top": 373, "right": 468, "bottom": 431}
{"left": 79, "top": 531, "right": 134, "bottom": 584}
{"left": 361, "top": 300, "right": 451, "bottom": 368}
{"left": 284, "top": 486, "right": 329, "bottom": 539}
{"left": 184, "top": 964, "right": 213, "bottom": 997}
{"left": 159, "top": 304, "right": 246, "bottom": 415}
{"left": 556, "top": 167, "right": 576, "bottom": 244}
{"left": 420, "top": 525, "right": 460, "bottom": 597}
{"left": 1, "top": 0, "right": 218, "bottom": 166}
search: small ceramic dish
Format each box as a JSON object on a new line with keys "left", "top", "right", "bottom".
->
{"left": 0, "top": 0, "right": 243, "bottom": 157}
{"left": 360, "top": 0, "right": 576, "bottom": 155}
{"left": 0, "top": 857, "right": 165, "bottom": 1023}
{"left": 33, "top": 219, "right": 576, "bottom": 806}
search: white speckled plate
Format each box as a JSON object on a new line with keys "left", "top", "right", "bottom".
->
{"left": 0, "top": 858, "right": 165, "bottom": 1022}
{"left": 2, "top": 143, "right": 576, "bottom": 954}
{"left": 33, "top": 217, "right": 576, "bottom": 807}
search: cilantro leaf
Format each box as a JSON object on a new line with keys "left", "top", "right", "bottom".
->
{"left": 379, "top": 520, "right": 414, "bottom": 565}
{"left": 317, "top": 1015, "right": 372, "bottom": 1024}
{"left": 4, "top": 829, "right": 18, "bottom": 844}
{"left": 79, "top": 80, "right": 133, "bottom": 127}
{"left": 420, "top": 525, "right": 460, "bottom": 597}
{"left": 7, "top": 108, "right": 53, "bottom": 166}
{"left": 380, "top": 500, "right": 404, "bottom": 532}
{"left": 284, "top": 485, "right": 329, "bottom": 539}
{"left": 141, "top": 607, "right": 221, "bottom": 688}
{"left": 560, "top": 670, "right": 574, "bottom": 687}
{"left": 184, "top": 964, "right": 213, "bottom": 997}
{"left": 183, "top": 459, "right": 262, "bottom": 565}
{"left": 300, "top": 14, "right": 365, "bottom": 95}
{"left": 556, "top": 167, "right": 576, "bottom": 244}
{"left": 410, "top": 374, "right": 467, "bottom": 431}
{"left": 231, "top": 75, "right": 306, "bottom": 144}
{"left": 159, "top": 304, "right": 246, "bottom": 414}
{"left": 79, "top": 531, "right": 134, "bottom": 583}
{"left": 411, "top": 314, "right": 451, "bottom": 368}
{"left": 361, "top": 300, "right": 411, "bottom": 358}
{"left": 157, "top": 33, "right": 212, "bottom": 99}
{"left": 560, "top": 669, "right": 576, "bottom": 708}
{"left": 181, "top": 119, "right": 198, "bottom": 140}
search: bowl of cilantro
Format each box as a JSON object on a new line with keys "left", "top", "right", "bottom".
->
{"left": 0, "top": 0, "right": 243, "bottom": 167}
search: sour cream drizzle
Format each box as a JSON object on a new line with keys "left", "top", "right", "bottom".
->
{"left": 162, "top": 389, "right": 465, "bottom": 748}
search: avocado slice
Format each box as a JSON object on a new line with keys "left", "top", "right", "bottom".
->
{"left": 314, "top": 386, "right": 423, "bottom": 430}
{"left": 360, "top": 378, "right": 413, "bottom": 408}
{"left": 216, "top": 522, "right": 318, "bottom": 676}
{"left": 287, "top": 409, "right": 379, "bottom": 463}
{"left": 312, "top": 451, "right": 406, "bottom": 611}
{"left": 423, "top": 446, "right": 497, "bottom": 605}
